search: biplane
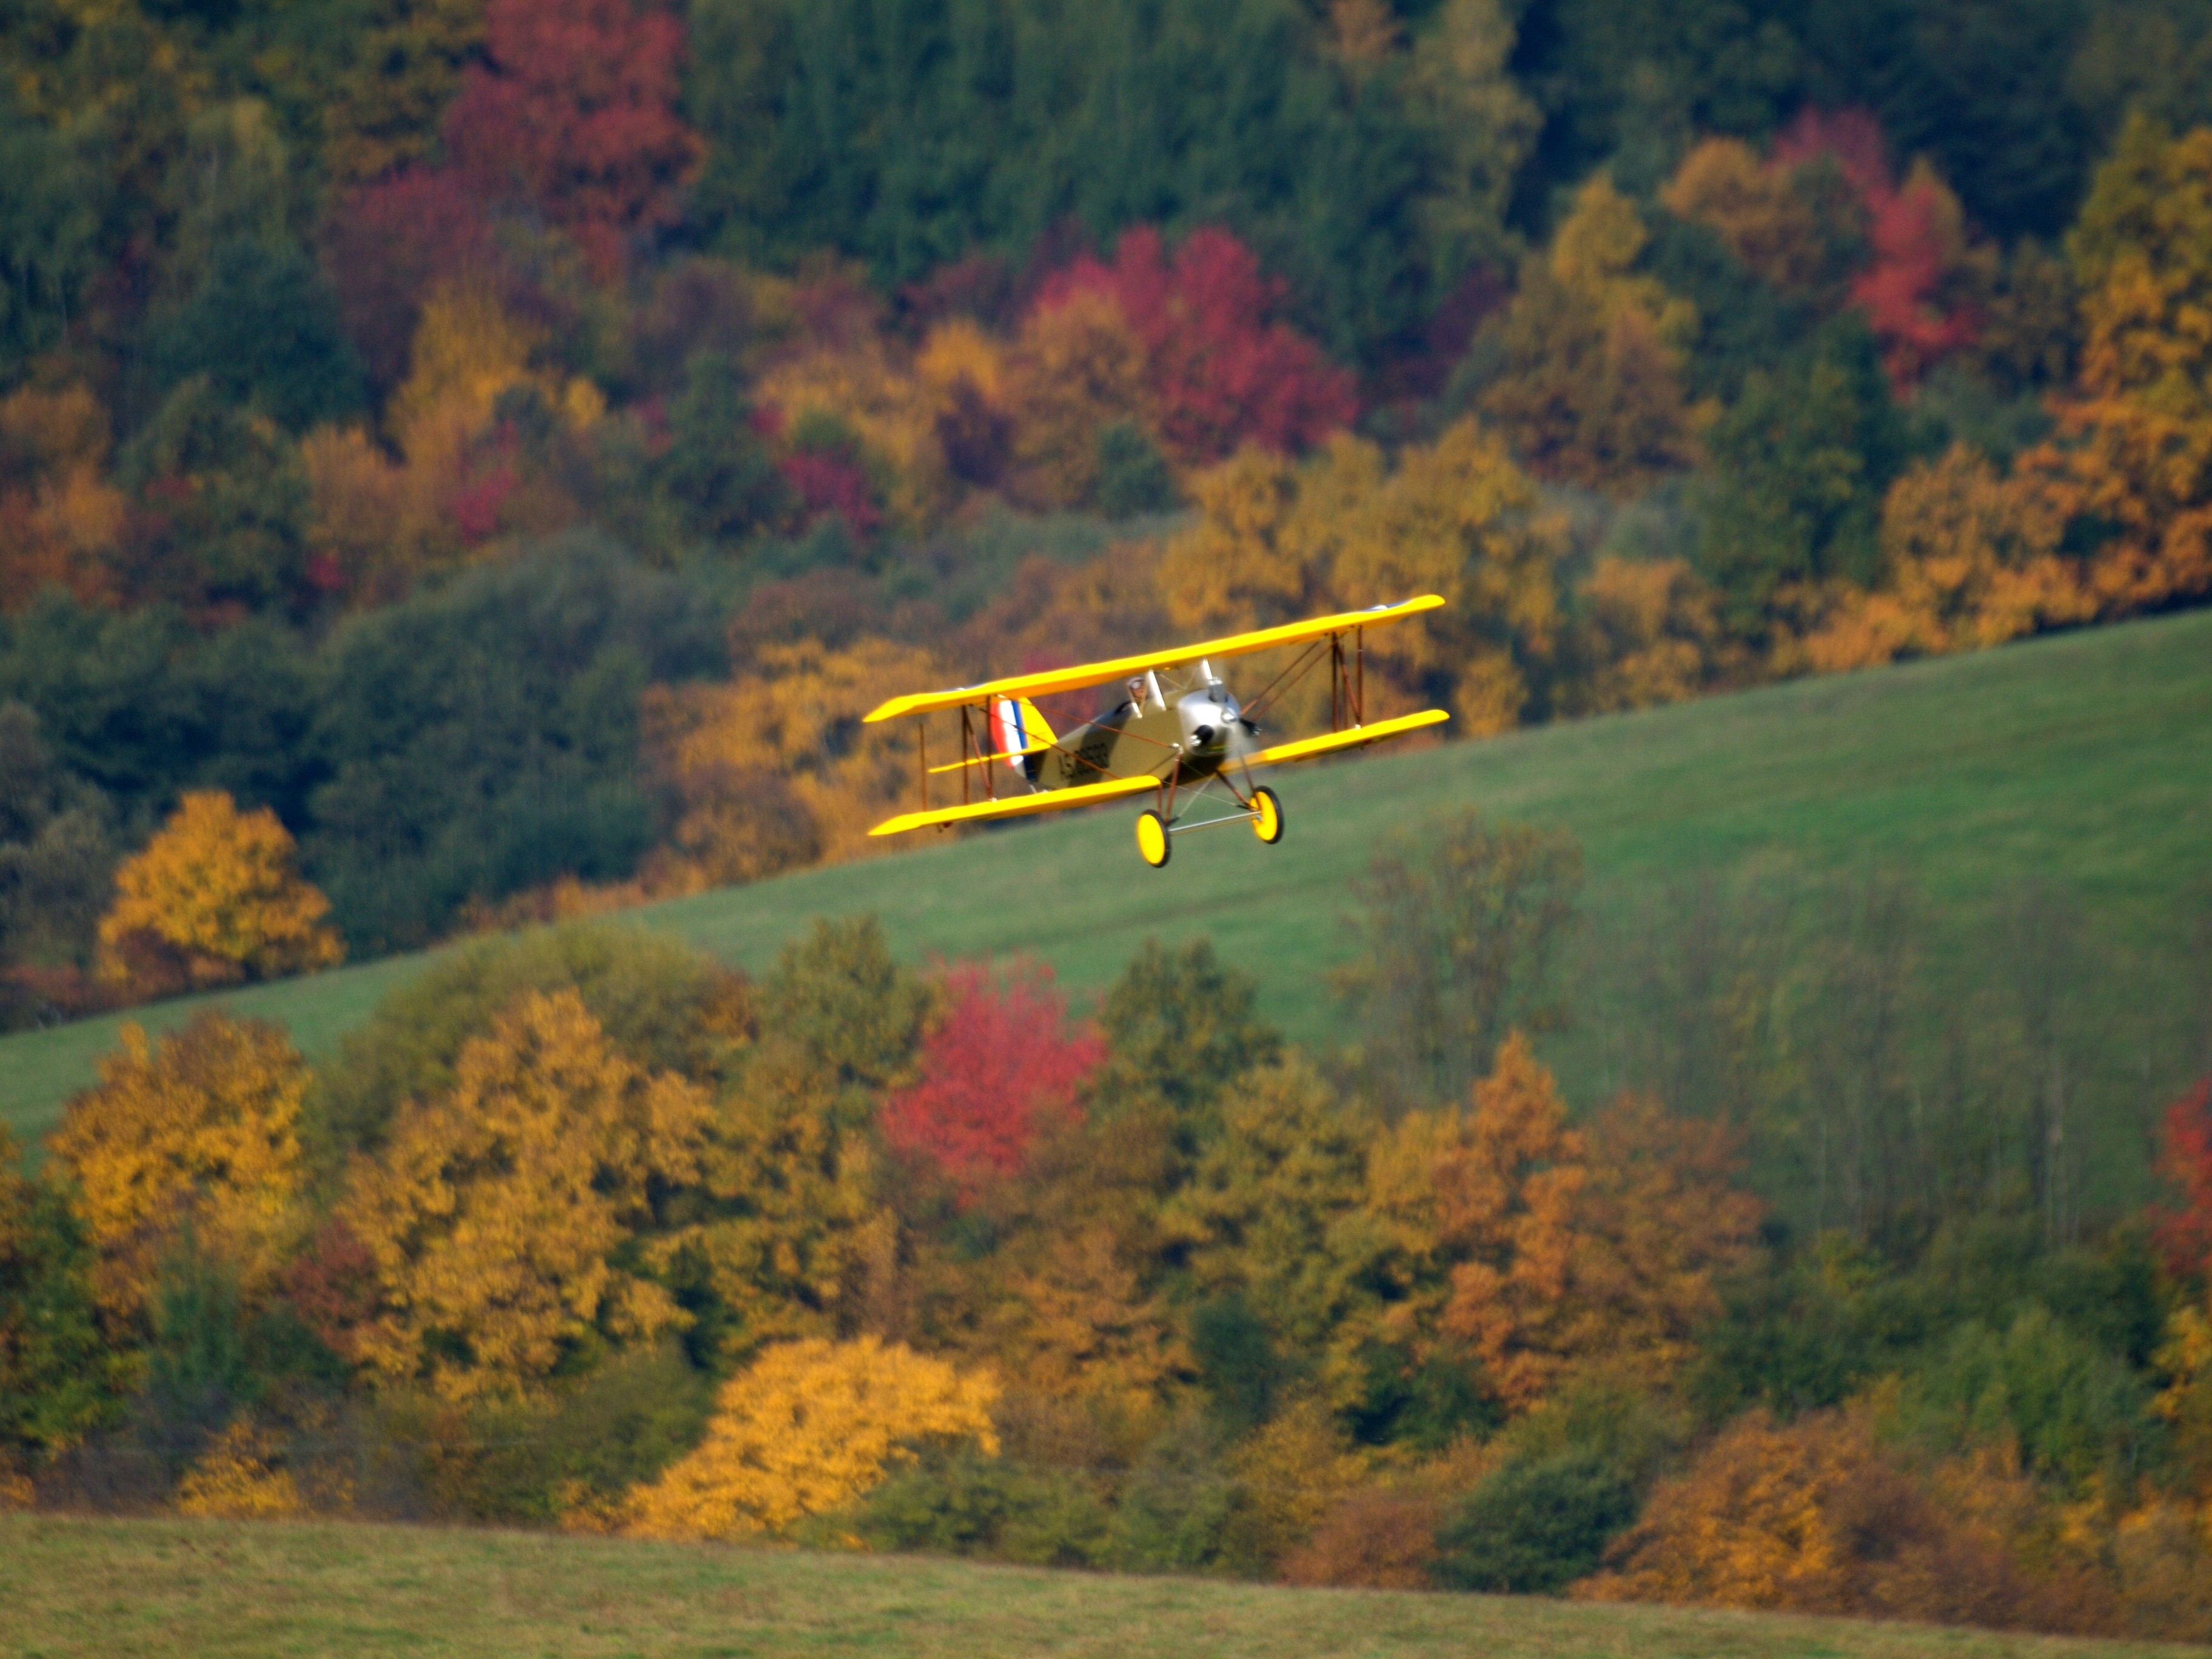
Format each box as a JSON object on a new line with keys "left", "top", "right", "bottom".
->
{"left": 863, "top": 597, "right": 1450, "bottom": 866}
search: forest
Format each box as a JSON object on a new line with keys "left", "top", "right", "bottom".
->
{"left": 2, "top": 0, "right": 2211, "bottom": 1641}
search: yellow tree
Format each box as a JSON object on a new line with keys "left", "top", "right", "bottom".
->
{"left": 387, "top": 280, "right": 548, "bottom": 466}
{"left": 1004, "top": 289, "right": 1158, "bottom": 508}
{"left": 1561, "top": 555, "right": 1733, "bottom": 714}
{"left": 623, "top": 1335, "right": 999, "bottom": 1539}
{"left": 1159, "top": 441, "right": 1352, "bottom": 643}
{"left": 1164, "top": 1059, "right": 1386, "bottom": 1409}
{"left": 756, "top": 336, "right": 953, "bottom": 531}
{"left": 643, "top": 1032, "right": 891, "bottom": 1364}
{"left": 916, "top": 317, "right": 1014, "bottom": 494}
{"left": 1480, "top": 174, "right": 1706, "bottom": 495}
{"left": 640, "top": 635, "right": 943, "bottom": 885}
{"left": 1798, "top": 444, "right": 2090, "bottom": 671}
{"left": 0, "top": 382, "right": 126, "bottom": 611}
{"left": 1577, "top": 1407, "right": 1877, "bottom": 1609}
{"left": 971, "top": 1222, "right": 1190, "bottom": 1417}
{"left": 48, "top": 1013, "right": 309, "bottom": 1323}
{"left": 340, "top": 988, "right": 711, "bottom": 1398}
{"left": 1577, "top": 1406, "right": 2103, "bottom": 1628}
{"left": 2153, "top": 1298, "right": 2212, "bottom": 1513}
{"left": 1338, "top": 421, "right": 1566, "bottom": 730}
{"left": 96, "top": 791, "right": 343, "bottom": 994}
{"left": 1663, "top": 138, "right": 1842, "bottom": 299}
{"left": 1161, "top": 420, "right": 1564, "bottom": 734}
{"left": 173, "top": 1419, "right": 304, "bottom": 1520}
{"left": 2028, "top": 113, "right": 2212, "bottom": 615}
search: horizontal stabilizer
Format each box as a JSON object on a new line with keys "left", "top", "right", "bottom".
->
{"left": 1245, "top": 708, "right": 1449, "bottom": 768}
{"left": 868, "top": 773, "right": 1159, "bottom": 838}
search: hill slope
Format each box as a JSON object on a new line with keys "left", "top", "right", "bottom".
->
{"left": 5, "top": 611, "right": 2208, "bottom": 1174}
{"left": 1, "top": 1514, "right": 2200, "bottom": 1659}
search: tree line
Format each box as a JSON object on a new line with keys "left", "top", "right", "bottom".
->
{"left": 6, "top": 0, "right": 2212, "bottom": 1011}
{"left": 4, "top": 813, "right": 2211, "bottom": 1636}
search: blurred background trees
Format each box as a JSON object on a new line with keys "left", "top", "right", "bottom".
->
{"left": 0, "top": 1, "right": 2208, "bottom": 1629}
{"left": 2, "top": 0, "right": 2211, "bottom": 997}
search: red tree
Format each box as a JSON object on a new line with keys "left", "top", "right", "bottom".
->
{"left": 1772, "top": 106, "right": 1891, "bottom": 200}
{"left": 1773, "top": 107, "right": 1979, "bottom": 390}
{"left": 880, "top": 962, "right": 1105, "bottom": 1201}
{"left": 776, "top": 451, "right": 880, "bottom": 538}
{"left": 1030, "top": 225, "right": 1359, "bottom": 464}
{"left": 442, "top": 0, "right": 702, "bottom": 280}
{"left": 2154, "top": 1078, "right": 2212, "bottom": 1282}
{"left": 276, "top": 1221, "right": 383, "bottom": 1361}
{"left": 320, "top": 168, "right": 500, "bottom": 395}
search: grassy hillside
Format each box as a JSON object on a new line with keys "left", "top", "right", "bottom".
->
{"left": 2, "top": 1513, "right": 2203, "bottom": 1659}
{"left": 5, "top": 610, "right": 2208, "bottom": 1185}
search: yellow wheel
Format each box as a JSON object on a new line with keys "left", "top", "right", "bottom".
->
{"left": 1250, "top": 786, "right": 1284, "bottom": 845}
{"left": 1135, "top": 809, "right": 1171, "bottom": 868}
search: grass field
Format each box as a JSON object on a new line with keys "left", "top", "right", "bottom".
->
{"left": 2, "top": 1513, "right": 2205, "bottom": 1659}
{"left": 5, "top": 610, "right": 2209, "bottom": 1176}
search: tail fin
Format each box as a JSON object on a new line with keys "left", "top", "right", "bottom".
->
{"left": 990, "top": 696, "right": 1055, "bottom": 774}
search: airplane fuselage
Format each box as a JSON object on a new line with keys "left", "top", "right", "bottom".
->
{"left": 1027, "top": 679, "right": 1248, "bottom": 793}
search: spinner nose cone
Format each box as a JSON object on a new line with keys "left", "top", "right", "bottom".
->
{"left": 1178, "top": 689, "right": 1236, "bottom": 752}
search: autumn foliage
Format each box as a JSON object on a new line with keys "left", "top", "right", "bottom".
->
{"left": 640, "top": 636, "right": 944, "bottom": 886}
{"left": 1581, "top": 1407, "right": 2114, "bottom": 1633}
{"left": 880, "top": 963, "right": 1104, "bottom": 1200}
{"left": 96, "top": 791, "right": 343, "bottom": 994}
{"left": 1161, "top": 419, "right": 1563, "bottom": 736}
{"left": 7, "top": 0, "right": 2212, "bottom": 1624}
{"left": 1406, "top": 1035, "right": 1761, "bottom": 1411}
{"left": 1771, "top": 108, "right": 1985, "bottom": 390}
{"left": 2030, "top": 115, "right": 2212, "bottom": 617}
{"left": 1480, "top": 174, "right": 1704, "bottom": 494}
{"left": 623, "top": 1336, "right": 999, "bottom": 1539}
{"left": 48, "top": 1013, "right": 309, "bottom": 1322}
{"left": 1795, "top": 444, "right": 2089, "bottom": 671}
{"left": 174, "top": 1419, "right": 306, "bottom": 1520}
{"left": 442, "top": 0, "right": 702, "bottom": 280}
{"left": 339, "top": 988, "right": 711, "bottom": 1398}
{"left": 1031, "top": 227, "right": 1359, "bottom": 468}
{"left": 2154, "top": 1079, "right": 2212, "bottom": 1283}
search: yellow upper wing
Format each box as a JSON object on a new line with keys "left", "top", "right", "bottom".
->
{"left": 862, "top": 595, "right": 1446, "bottom": 723}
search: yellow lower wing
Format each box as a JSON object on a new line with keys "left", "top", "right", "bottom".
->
{"left": 868, "top": 709, "right": 1448, "bottom": 838}
{"left": 868, "top": 773, "right": 1159, "bottom": 837}
{"left": 1245, "top": 708, "right": 1449, "bottom": 768}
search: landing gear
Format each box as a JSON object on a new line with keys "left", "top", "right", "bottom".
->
{"left": 1135, "top": 809, "right": 1171, "bottom": 868}
{"left": 1250, "top": 786, "right": 1284, "bottom": 844}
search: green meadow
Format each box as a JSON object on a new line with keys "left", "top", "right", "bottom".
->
{"left": 5, "top": 609, "right": 2208, "bottom": 1200}
{"left": 2, "top": 1513, "right": 2204, "bottom": 1659}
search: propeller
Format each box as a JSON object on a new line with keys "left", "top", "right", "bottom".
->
{"left": 1225, "top": 708, "right": 1261, "bottom": 795}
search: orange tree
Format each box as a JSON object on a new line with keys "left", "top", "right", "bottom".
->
{"left": 96, "top": 791, "right": 343, "bottom": 994}
{"left": 2030, "top": 114, "right": 2212, "bottom": 616}
{"left": 1796, "top": 444, "right": 2089, "bottom": 671}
